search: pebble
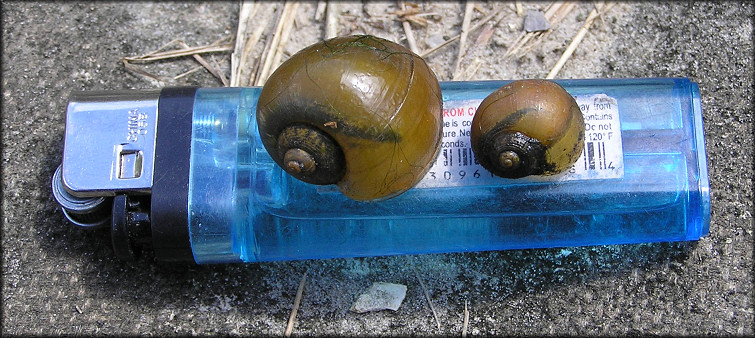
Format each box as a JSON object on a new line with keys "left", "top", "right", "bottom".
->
{"left": 350, "top": 282, "right": 407, "bottom": 313}
{"left": 524, "top": 10, "right": 551, "bottom": 32}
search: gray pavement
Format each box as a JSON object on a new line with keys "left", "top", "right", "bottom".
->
{"left": 2, "top": 2, "right": 753, "bottom": 336}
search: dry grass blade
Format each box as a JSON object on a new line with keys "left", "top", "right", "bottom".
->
{"left": 122, "top": 59, "right": 168, "bottom": 84}
{"left": 458, "top": 17, "right": 497, "bottom": 80}
{"left": 398, "top": 1, "right": 420, "bottom": 54}
{"left": 269, "top": 2, "right": 299, "bottom": 77}
{"left": 173, "top": 65, "right": 203, "bottom": 80}
{"left": 139, "top": 38, "right": 183, "bottom": 58}
{"left": 122, "top": 36, "right": 233, "bottom": 85}
{"left": 546, "top": 2, "right": 614, "bottom": 79}
{"left": 252, "top": 28, "right": 275, "bottom": 86}
{"left": 473, "top": 20, "right": 496, "bottom": 46}
{"left": 460, "top": 57, "right": 483, "bottom": 81}
{"left": 411, "top": 260, "right": 441, "bottom": 331}
{"left": 452, "top": 1, "right": 475, "bottom": 80}
{"left": 235, "top": 17, "right": 269, "bottom": 87}
{"left": 177, "top": 41, "right": 228, "bottom": 86}
{"left": 255, "top": 2, "right": 297, "bottom": 86}
{"left": 210, "top": 55, "right": 229, "bottom": 86}
{"left": 462, "top": 299, "right": 469, "bottom": 337}
{"left": 123, "top": 40, "right": 233, "bottom": 63}
{"left": 546, "top": 1, "right": 578, "bottom": 21}
{"left": 503, "top": 31, "right": 528, "bottom": 58}
{"left": 325, "top": 1, "right": 339, "bottom": 39}
{"left": 515, "top": 1, "right": 525, "bottom": 16}
{"left": 284, "top": 269, "right": 308, "bottom": 337}
{"left": 473, "top": 3, "right": 486, "bottom": 14}
{"left": 421, "top": 35, "right": 459, "bottom": 59}
{"left": 393, "top": 4, "right": 437, "bottom": 27}
{"left": 231, "top": 1, "right": 258, "bottom": 86}
{"left": 315, "top": 0, "right": 327, "bottom": 21}
{"left": 420, "top": 9, "right": 498, "bottom": 58}
{"left": 402, "top": 23, "right": 420, "bottom": 54}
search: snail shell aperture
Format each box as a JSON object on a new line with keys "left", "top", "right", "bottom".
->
{"left": 256, "top": 35, "right": 443, "bottom": 201}
{"left": 470, "top": 79, "right": 585, "bottom": 179}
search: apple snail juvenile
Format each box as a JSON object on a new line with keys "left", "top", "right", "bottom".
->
{"left": 256, "top": 35, "right": 443, "bottom": 201}
{"left": 470, "top": 79, "right": 585, "bottom": 179}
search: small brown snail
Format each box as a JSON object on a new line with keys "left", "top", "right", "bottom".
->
{"left": 256, "top": 35, "right": 443, "bottom": 201}
{"left": 470, "top": 79, "right": 585, "bottom": 179}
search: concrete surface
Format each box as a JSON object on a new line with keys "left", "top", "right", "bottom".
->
{"left": 2, "top": 1, "right": 753, "bottom": 336}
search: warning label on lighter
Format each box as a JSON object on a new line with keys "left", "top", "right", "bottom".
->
{"left": 416, "top": 94, "right": 624, "bottom": 188}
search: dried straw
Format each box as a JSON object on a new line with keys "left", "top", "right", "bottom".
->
{"left": 269, "top": 2, "right": 299, "bottom": 77}
{"left": 452, "top": 1, "right": 476, "bottom": 80}
{"left": 231, "top": 1, "right": 257, "bottom": 86}
{"left": 255, "top": 2, "right": 298, "bottom": 86}
{"left": 462, "top": 299, "right": 469, "bottom": 337}
{"left": 284, "top": 269, "right": 308, "bottom": 337}
{"left": 420, "top": 9, "right": 498, "bottom": 58}
{"left": 515, "top": 1, "right": 525, "bottom": 16}
{"left": 411, "top": 261, "right": 441, "bottom": 331}
{"left": 177, "top": 41, "right": 228, "bottom": 86}
{"left": 122, "top": 37, "right": 232, "bottom": 85}
{"left": 399, "top": 1, "right": 420, "bottom": 54}
{"left": 123, "top": 38, "right": 233, "bottom": 63}
{"left": 325, "top": 1, "right": 339, "bottom": 39}
{"left": 546, "top": 2, "right": 614, "bottom": 79}
{"left": 315, "top": 0, "right": 327, "bottom": 21}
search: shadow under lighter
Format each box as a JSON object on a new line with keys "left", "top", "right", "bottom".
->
{"left": 51, "top": 78, "right": 710, "bottom": 264}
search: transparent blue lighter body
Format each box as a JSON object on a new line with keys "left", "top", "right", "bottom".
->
{"left": 186, "top": 78, "right": 709, "bottom": 264}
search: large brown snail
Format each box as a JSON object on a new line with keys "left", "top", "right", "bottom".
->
{"left": 470, "top": 79, "right": 585, "bottom": 178}
{"left": 256, "top": 35, "right": 443, "bottom": 201}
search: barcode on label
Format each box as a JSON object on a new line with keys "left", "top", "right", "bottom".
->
{"left": 417, "top": 94, "right": 624, "bottom": 189}
{"left": 583, "top": 141, "right": 614, "bottom": 171}
{"left": 441, "top": 148, "right": 478, "bottom": 167}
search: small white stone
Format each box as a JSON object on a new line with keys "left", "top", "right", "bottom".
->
{"left": 350, "top": 282, "right": 407, "bottom": 313}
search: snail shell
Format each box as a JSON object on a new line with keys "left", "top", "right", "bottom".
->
{"left": 256, "top": 35, "right": 443, "bottom": 201}
{"left": 470, "top": 79, "right": 585, "bottom": 178}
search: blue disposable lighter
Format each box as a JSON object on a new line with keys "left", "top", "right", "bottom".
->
{"left": 51, "top": 78, "right": 710, "bottom": 264}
